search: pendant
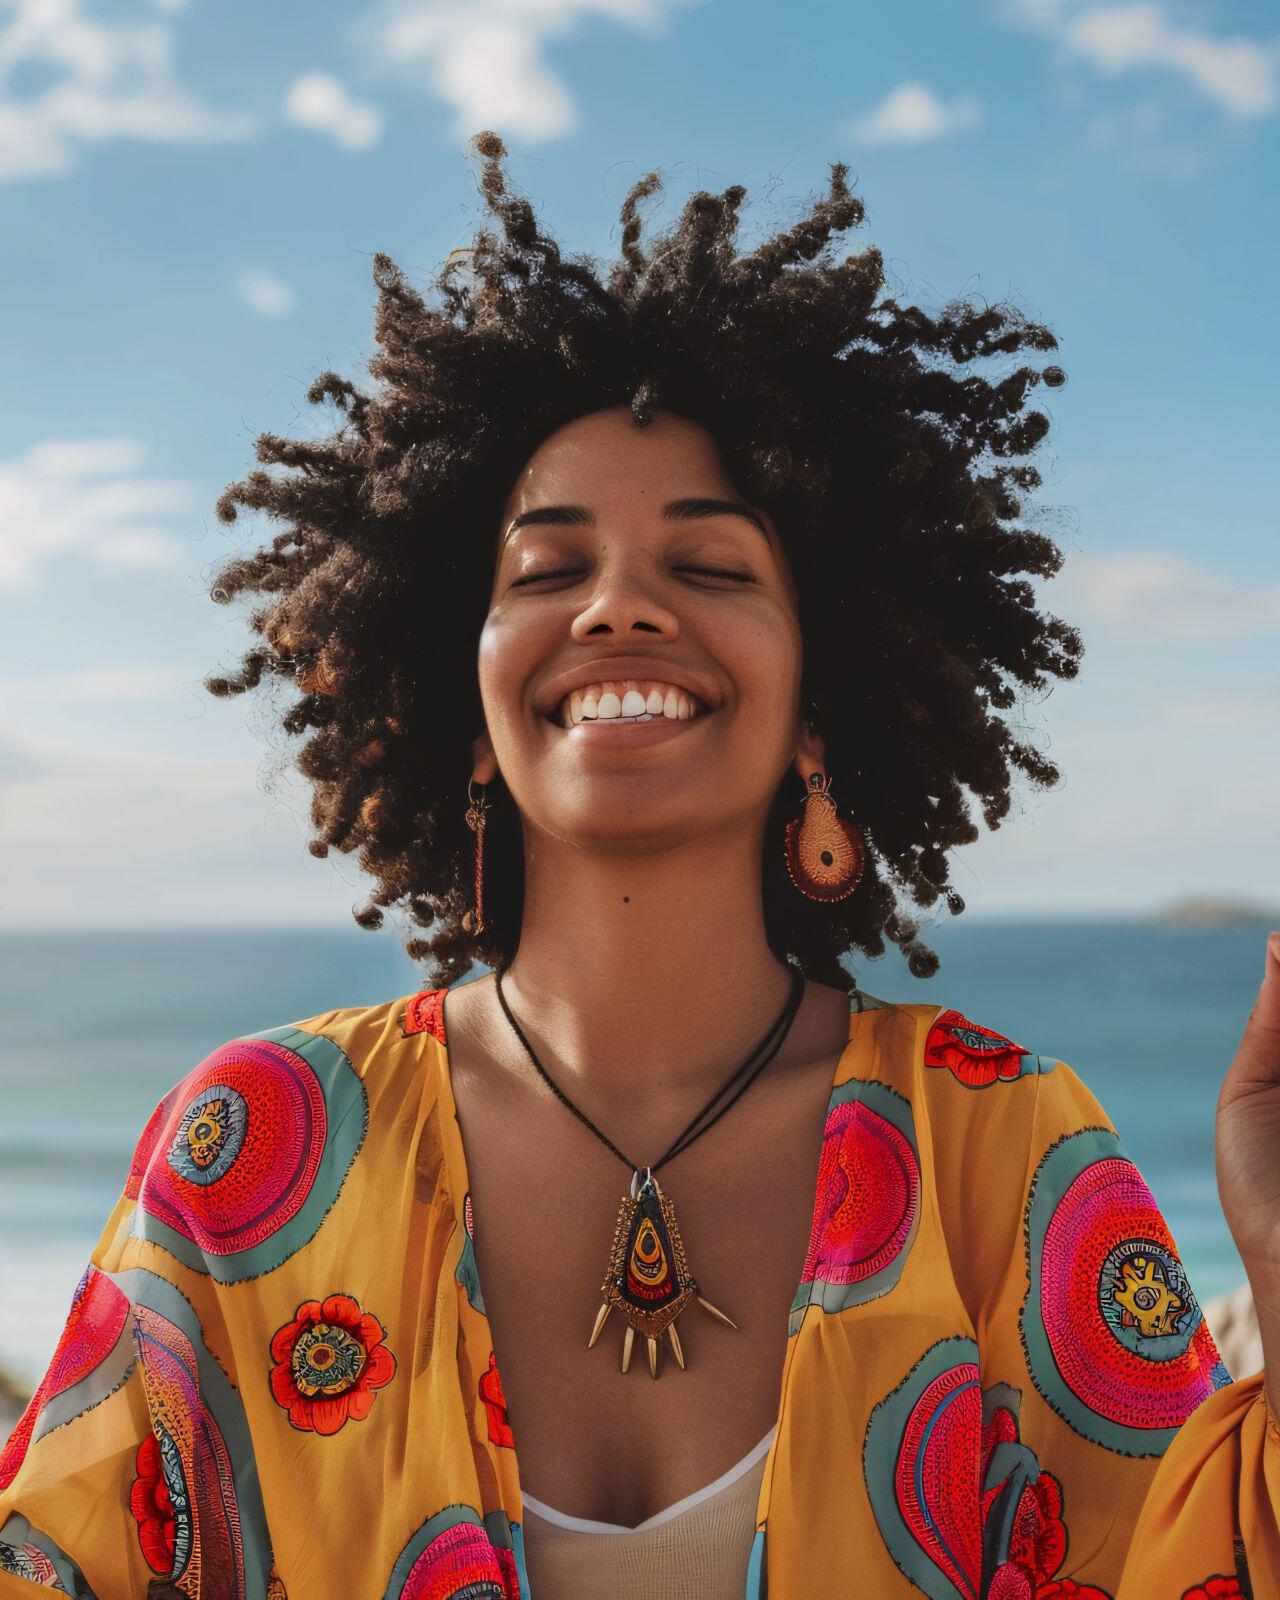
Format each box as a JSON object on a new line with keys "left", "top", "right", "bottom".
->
{"left": 586, "top": 1168, "right": 737, "bottom": 1379}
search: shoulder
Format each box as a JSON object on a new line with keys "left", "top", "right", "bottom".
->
{"left": 850, "top": 992, "right": 1111, "bottom": 1149}
{"left": 115, "top": 989, "right": 449, "bottom": 1275}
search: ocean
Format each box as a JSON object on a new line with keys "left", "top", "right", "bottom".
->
{"left": 0, "top": 918, "right": 1268, "bottom": 1393}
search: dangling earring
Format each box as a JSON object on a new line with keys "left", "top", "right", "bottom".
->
{"left": 462, "top": 778, "right": 490, "bottom": 935}
{"left": 784, "top": 772, "right": 866, "bottom": 902}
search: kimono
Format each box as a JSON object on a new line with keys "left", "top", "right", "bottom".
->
{"left": 2, "top": 985, "right": 1278, "bottom": 1598}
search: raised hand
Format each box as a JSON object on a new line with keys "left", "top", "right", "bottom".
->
{"left": 1216, "top": 932, "right": 1280, "bottom": 1410}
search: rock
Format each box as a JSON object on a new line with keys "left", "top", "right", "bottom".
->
{"left": 1156, "top": 897, "right": 1279, "bottom": 931}
{"left": 1203, "top": 1281, "right": 1263, "bottom": 1378}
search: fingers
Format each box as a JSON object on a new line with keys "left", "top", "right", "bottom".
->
{"left": 1228, "top": 932, "right": 1280, "bottom": 1091}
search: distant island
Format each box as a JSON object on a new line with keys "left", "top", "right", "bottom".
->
{"left": 1155, "top": 897, "right": 1280, "bottom": 931}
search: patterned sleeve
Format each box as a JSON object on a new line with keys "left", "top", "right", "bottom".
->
{"left": 926, "top": 1010, "right": 1280, "bottom": 1599}
{"left": 0, "top": 1040, "right": 286, "bottom": 1600}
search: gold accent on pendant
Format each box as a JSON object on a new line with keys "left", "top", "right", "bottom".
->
{"left": 696, "top": 1293, "right": 738, "bottom": 1330}
{"left": 589, "top": 1170, "right": 736, "bottom": 1378}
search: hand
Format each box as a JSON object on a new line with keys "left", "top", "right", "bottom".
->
{"left": 1215, "top": 932, "right": 1280, "bottom": 1409}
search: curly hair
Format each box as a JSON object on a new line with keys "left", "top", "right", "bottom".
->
{"left": 204, "top": 130, "right": 1081, "bottom": 991}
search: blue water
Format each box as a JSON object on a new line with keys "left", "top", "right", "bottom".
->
{"left": 0, "top": 919, "right": 1269, "bottom": 1389}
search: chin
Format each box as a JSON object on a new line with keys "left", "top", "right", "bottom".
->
{"left": 538, "top": 785, "right": 721, "bottom": 853}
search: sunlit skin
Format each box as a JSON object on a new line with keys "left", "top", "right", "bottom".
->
{"left": 438, "top": 405, "right": 1280, "bottom": 1528}
{"left": 470, "top": 407, "right": 842, "bottom": 1084}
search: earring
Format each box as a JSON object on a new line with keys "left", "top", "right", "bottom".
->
{"left": 784, "top": 772, "right": 866, "bottom": 902}
{"left": 462, "top": 778, "right": 490, "bottom": 935}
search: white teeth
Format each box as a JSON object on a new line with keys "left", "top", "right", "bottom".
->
{"left": 553, "top": 679, "right": 708, "bottom": 727}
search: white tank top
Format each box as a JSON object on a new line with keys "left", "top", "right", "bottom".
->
{"left": 520, "top": 1429, "right": 773, "bottom": 1598}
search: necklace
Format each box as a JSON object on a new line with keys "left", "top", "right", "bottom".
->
{"left": 492, "top": 962, "right": 806, "bottom": 1379}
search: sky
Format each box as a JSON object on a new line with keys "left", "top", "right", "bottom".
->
{"left": 0, "top": 0, "right": 1277, "bottom": 928}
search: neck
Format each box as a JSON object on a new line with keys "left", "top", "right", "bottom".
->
{"left": 500, "top": 820, "right": 798, "bottom": 1104}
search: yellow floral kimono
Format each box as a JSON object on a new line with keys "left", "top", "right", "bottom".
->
{"left": 2, "top": 986, "right": 1279, "bottom": 1598}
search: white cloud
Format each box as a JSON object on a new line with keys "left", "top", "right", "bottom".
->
{"left": 0, "top": 438, "right": 191, "bottom": 591}
{"left": 0, "top": 0, "right": 257, "bottom": 182}
{"left": 0, "top": 665, "right": 180, "bottom": 703}
{"left": 367, "top": 0, "right": 687, "bottom": 142}
{"left": 1003, "top": 0, "right": 1280, "bottom": 120}
{"left": 844, "top": 81, "right": 983, "bottom": 147}
{"left": 0, "top": 721, "right": 383, "bottom": 927}
{"left": 1065, "top": 7, "right": 1278, "bottom": 119}
{"left": 284, "top": 71, "right": 384, "bottom": 151}
{"left": 235, "top": 266, "right": 297, "bottom": 319}
{"left": 1162, "top": 689, "right": 1280, "bottom": 733}
{"left": 1060, "top": 549, "right": 1280, "bottom": 641}
{"left": 1084, "top": 96, "right": 1165, "bottom": 144}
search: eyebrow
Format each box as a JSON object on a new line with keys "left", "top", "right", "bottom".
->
{"left": 504, "top": 497, "right": 769, "bottom": 542}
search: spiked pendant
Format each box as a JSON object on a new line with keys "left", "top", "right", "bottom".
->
{"left": 586, "top": 1169, "right": 737, "bottom": 1379}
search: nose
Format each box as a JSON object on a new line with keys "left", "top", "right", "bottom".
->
{"left": 569, "top": 552, "right": 680, "bottom": 642}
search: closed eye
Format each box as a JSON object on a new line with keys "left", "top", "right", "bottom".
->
{"left": 510, "top": 565, "right": 756, "bottom": 588}
{"left": 679, "top": 566, "right": 756, "bottom": 583}
{"left": 509, "top": 568, "right": 585, "bottom": 587}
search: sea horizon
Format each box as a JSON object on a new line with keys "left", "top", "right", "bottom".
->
{"left": 1, "top": 915, "right": 1272, "bottom": 1396}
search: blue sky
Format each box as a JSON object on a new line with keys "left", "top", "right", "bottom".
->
{"left": 1, "top": 0, "right": 1277, "bottom": 926}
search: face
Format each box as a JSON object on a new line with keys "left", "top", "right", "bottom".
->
{"left": 474, "top": 407, "right": 824, "bottom": 853}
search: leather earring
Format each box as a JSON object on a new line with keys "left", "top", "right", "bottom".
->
{"left": 784, "top": 772, "right": 866, "bottom": 902}
{"left": 462, "top": 778, "right": 490, "bottom": 935}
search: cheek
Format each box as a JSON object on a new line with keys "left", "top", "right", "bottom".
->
{"left": 475, "top": 606, "right": 547, "bottom": 739}
{"left": 720, "top": 604, "right": 803, "bottom": 718}
{"left": 475, "top": 612, "right": 519, "bottom": 731}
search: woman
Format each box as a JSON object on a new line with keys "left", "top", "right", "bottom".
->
{"left": 1, "top": 132, "right": 1277, "bottom": 1600}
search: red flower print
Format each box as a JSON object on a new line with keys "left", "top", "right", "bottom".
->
{"left": 925, "top": 1009, "right": 1031, "bottom": 1088}
{"left": 1009, "top": 1471, "right": 1068, "bottom": 1584}
{"left": 404, "top": 987, "right": 447, "bottom": 1040}
{"left": 269, "top": 1293, "right": 396, "bottom": 1435}
{"left": 129, "top": 1431, "right": 176, "bottom": 1573}
{"left": 980, "top": 1406, "right": 1110, "bottom": 1600}
{"left": 480, "top": 1349, "right": 515, "bottom": 1448}
{"left": 1181, "top": 1580, "right": 1243, "bottom": 1600}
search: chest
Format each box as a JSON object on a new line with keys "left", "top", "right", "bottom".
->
{"left": 452, "top": 1053, "right": 837, "bottom": 1528}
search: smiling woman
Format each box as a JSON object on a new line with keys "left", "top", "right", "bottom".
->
{"left": 2, "top": 132, "right": 1279, "bottom": 1600}
{"left": 196, "top": 128, "right": 1079, "bottom": 990}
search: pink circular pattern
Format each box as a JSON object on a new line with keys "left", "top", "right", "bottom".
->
{"left": 137, "top": 1038, "right": 327, "bottom": 1257}
{"left": 402, "top": 1519, "right": 515, "bottom": 1598}
{"left": 1041, "top": 1155, "right": 1220, "bottom": 1431}
{"left": 894, "top": 1362, "right": 983, "bottom": 1599}
{"left": 801, "top": 1098, "right": 920, "bottom": 1288}
{"left": 0, "top": 1265, "right": 130, "bottom": 1491}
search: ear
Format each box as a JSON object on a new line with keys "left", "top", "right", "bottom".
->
{"left": 471, "top": 730, "right": 499, "bottom": 786}
{"left": 791, "top": 720, "right": 827, "bottom": 787}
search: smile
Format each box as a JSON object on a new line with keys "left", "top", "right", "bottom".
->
{"left": 551, "top": 679, "right": 711, "bottom": 729}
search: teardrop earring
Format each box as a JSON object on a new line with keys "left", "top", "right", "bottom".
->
{"left": 784, "top": 772, "right": 866, "bottom": 902}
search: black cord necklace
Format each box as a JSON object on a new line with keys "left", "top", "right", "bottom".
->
{"left": 492, "top": 961, "right": 806, "bottom": 1379}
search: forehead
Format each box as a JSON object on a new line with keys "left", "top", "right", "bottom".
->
{"left": 502, "top": 408, "right": 740, "bottom": 515}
